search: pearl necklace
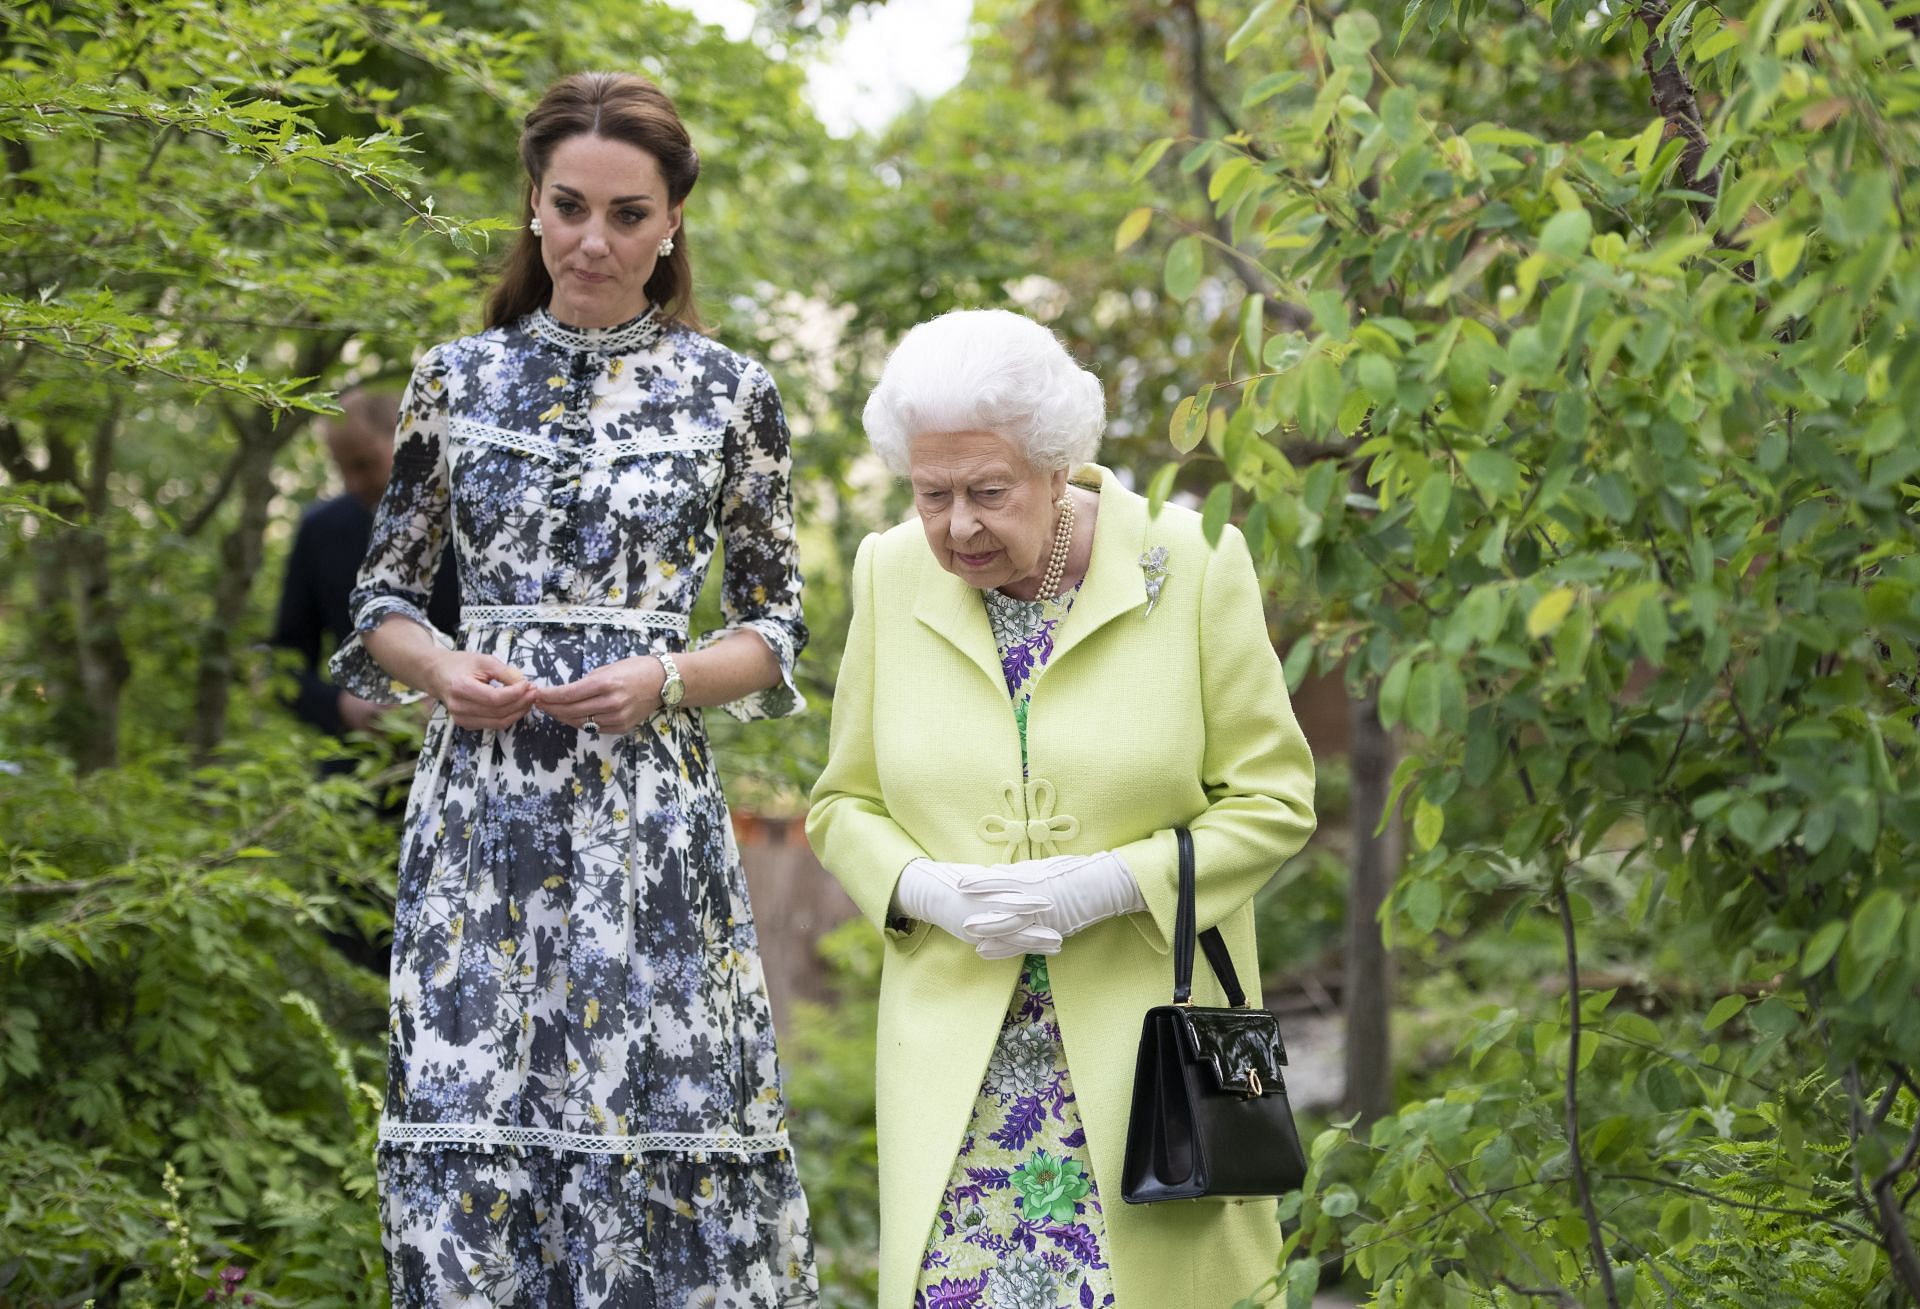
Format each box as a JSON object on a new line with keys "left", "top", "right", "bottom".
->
{"left": 1038, "top": 490, "right": 1077, "bottom": 602}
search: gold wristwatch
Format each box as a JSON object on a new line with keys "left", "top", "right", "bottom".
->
{"left": 657, "top": 652, "right": 686, "bottom": 708}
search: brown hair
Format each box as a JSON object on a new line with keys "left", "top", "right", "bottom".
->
{"left": 485, "top": 72, "right": 703, "bottom": 331}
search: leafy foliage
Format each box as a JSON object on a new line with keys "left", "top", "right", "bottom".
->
{"left": 1135, "top": 0, "right": 1920, "bottom": 1301}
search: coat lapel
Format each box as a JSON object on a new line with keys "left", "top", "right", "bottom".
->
{"left": 1049, "top": 465, "right": 1149, "bottom": 667}
{"left": 911, "top": 547, "right": 1006, "bottom": 691}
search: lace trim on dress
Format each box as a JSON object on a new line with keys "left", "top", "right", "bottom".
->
{"left": 460, "top": 604, "right": 690, "bottom": 634}
{"left": 448, "top": 417, "right": 564, "bottom": 462}
{"left": 450, "top": 418, "right": 724, "bottom": 464}
{"left": 602, "top": 432, "right": 725, "bottom": 460}
{"left": 379, "top": 1120, "right": 792, "bottom": 1157}
{"left": 527, "top": 306, "right": 664, "bottom": 355}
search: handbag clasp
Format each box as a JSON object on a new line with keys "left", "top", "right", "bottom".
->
{"left": 1244, "top": 1067, "right": 1263, "bottom": 1098}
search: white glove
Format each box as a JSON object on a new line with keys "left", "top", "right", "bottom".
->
{"left": 894, "top": 858, "right": 1064, "bottom": 955}
{"left": 974, "top": 851, "right": 1145, "bottom": 947}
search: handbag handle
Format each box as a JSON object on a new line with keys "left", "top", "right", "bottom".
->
{"left": 1172, "top": 827, "right": 1249, "bottom": 1009}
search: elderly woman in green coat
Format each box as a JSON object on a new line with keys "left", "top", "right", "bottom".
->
{"left": 807, "top": 308, "right": 1317, "bottom": 1309}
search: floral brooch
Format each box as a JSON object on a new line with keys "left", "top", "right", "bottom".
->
{"left": 1140, "top": 547, "right": 1170, "bottom": 616}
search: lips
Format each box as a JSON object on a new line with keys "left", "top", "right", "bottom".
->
{"left": 954, "top": 550, "right": 998, "bottom": 569}
{"left": 570, "top": 269, "right": 612, "bottom": 284}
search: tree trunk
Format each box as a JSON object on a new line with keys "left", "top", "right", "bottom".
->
{"left": 188, "top": 339, "right": 338, "bottom": 758}
{"left": 1342, "top": 694, "right": 1397, "bottom": 1125}
{"left": 189, "top": 431, "right": 286, "bottom": 758}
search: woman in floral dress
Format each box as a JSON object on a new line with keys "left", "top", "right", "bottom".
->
{"left": 807, "top": 309, "right": 1317, "bottom": 1308}
{"left": 331, "top": 72, "right": 816, "bottom": 1307}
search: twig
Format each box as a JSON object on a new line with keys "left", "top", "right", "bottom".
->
{"left": 1601, "top": 1172, "right": 1875, "bottom": 1240}
{"left": 1558, "top": 879, "right": 1622, "bottom": 1309}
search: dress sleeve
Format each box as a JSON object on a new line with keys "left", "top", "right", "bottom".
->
{"left": 806, "top": 533, "right": 930, "bottom": 939}
{"left": 695, "top": 361, "right": 808, "bottom": 720}
{"left": 327, "top": 346, "right": 458, "bottom": 704}
{"left": 1111, "top": 524, "right": 1318, "bottom": 952}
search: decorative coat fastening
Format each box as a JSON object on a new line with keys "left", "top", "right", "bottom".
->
{"left": 977, "top": 778, "right": 1081, "bottom": 859}
{"left": 1140, "top": 547, "right": 1171, "bottom": 617}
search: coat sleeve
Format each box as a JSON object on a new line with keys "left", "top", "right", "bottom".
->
{"left": 1112, "top": 524, "right": 1317, "bottom": 952}
{"left": 806, "top": 533, "right": 929, "bottom": 935}
{"left": 327, "top": 346, "right": 458, "bottom": 703}
{"left": 695, "top": 362, "right": 808, "bottom": 721}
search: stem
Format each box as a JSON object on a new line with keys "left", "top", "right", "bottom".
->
{"left": 1557, "top": 879, "right": 1622, "bottom": 1309}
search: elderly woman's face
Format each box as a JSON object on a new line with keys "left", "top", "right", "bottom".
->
{"left": 909, "top": 430, "right": 1068, "bottom": 591}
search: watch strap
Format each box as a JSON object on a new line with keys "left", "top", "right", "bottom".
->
{"left": 657, "top": 652, "right": 685, "bottom": 707}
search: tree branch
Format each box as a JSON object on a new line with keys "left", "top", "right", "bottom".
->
{"left": 1558, "top": 881, "right": 1622, "bottom": 1309}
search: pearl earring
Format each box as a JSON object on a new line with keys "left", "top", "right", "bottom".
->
{"left": 529, "top": 217, "right": 544, "bottom": 237}
{"left": 658, "top": 235, "right": 676, "bottom": 257}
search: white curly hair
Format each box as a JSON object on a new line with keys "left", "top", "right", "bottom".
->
{"left": 862, "top": 309, "right": 1106, "bottom": 477}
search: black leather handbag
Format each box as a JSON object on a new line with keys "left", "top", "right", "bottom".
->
{"left": 1121, "top": 827, "right": 1308, "bottom": 1203}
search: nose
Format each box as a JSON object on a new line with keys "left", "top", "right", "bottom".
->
{"left": 579, "top": 221, "right": 610, "bottom": 257}
{"left": 950, "top": 498, "right": 982, "bottom": 546}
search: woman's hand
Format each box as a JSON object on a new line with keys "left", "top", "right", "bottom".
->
{"left": 429, "top": 652, "right": 538, "bottom": 730}
{"left": 975, "top": 851, "right": 1145, "bottom": 943}
{"left": 535, "top": 656, "right": 665, "bottom": 736}
{"left": 896, "top": 858, "right": 1063, "bottom": 957}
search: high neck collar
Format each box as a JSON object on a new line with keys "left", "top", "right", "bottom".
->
{"left": 527, "top": 304, "right": 664, "bottom": 355}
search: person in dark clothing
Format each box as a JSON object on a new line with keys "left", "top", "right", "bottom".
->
{"left": 271, "top": 387, "right": 458, "bottom": 974}
{"left": 271, "top": 388, "right": 459, "bottom": 737}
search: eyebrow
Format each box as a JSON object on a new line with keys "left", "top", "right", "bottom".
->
{"left": 551, "top": 183, "right": 655, "bottom": 204}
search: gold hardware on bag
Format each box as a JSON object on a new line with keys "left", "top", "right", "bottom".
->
{"left": 1244, "top": 1067, "right": 1263, "bottom": 1098}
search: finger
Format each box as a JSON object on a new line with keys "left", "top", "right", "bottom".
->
{"left": 535, "top": 675, "right": 606, "bottom": 707}
{"left": 966, "top": 889, "right": 1053, "bottom": 913}
{"left": 962, "top": 910, "right": 1040, "bottom": 936}
{"left": 469, "top": 655, "right": 528, "bottom": 685}
{"left": 974, "top": 938, "right": 1030, "bottom": 960}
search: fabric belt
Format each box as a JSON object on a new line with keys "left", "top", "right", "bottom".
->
{"left": 460, "top": 604, "right": 688, "bottom": 634}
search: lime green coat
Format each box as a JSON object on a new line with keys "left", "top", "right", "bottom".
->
{"left": 806, "top": 466, "right": 1317, "bottom": 1308}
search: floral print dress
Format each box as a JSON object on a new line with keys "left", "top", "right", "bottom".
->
{"left": 330, "top": 307, "right": 816, "bottom": 1308}
{"left": 914, "top": 586, "right": 1116, "bottom": 1309}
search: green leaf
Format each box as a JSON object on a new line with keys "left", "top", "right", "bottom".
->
{"left": 1357, "top": 351, "right": 1397, "bottom": 403}
{"left": 1379, "top": 654, "right": 1414, "bottom": 728}
{"left": 1801, "top": 920, "right": 1847, "bottom": 976}
{"left": 1164, "top": 237, "right": 1204, "bottom": 299}
{"left": 1320, "top": 1182, "right": 1360, "bottom": 1217}
{"left": 1114, "top": 207, "right": 1153, "bottom": 253}
{"left": 1129, "top": 137, "right": 1175, "bottom": 183}
{"left": 1404, "top": 877, "right": 1442, "bottom": 933}
{"left": 1540, "top": 206, "right": 1593, "bottom": 259}
{"left": 1283, "top": 1259, "right": 1319, "bottom": 1309}
{"left": 1201, "top": 482, "right": 1233, "bottom": 545}
{"left": 1703, "top": 994, "right": 1747, "bottom": 1030}
{"left": 1415, "top": 472, "right": 1451, "bottom": 535}
{"left": 1413, "top": 796, "right": 1445, "bottom": 850}
{"left": 1463, "top": 449, "right": 1522, "bottom": 502}
{"left": 1239, "top": 294, "right": 1264, "bottom": 368}
{"left": 1242, "top": 71, "right": 1306, "bottom": 109}
{"left": 1169, "top": 395, "right": 1203, "bottom": 453}
{"left": 1850, "top": 889, "right": 1906, "bottom": 968}
{"left": 1228, "top": 0, "right": 1290, "bottom": 60}
{"left": 1407, "top": 662, "right": 1441, "bottom": 735}
{"left": 1526, "top": 587, "right": 1576, "bottom": 638}
{"left": 1145, "top": 461, "right": 1179, "bottom": 515}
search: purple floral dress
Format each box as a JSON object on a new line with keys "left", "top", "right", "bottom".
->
{"left": 914, "top": 586, "right": 1116, "bottom": 1309}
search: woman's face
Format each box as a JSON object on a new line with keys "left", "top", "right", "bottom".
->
{"left": 531, "top": 133, "right": 681, "bottom": 328}
{"left": 908, "top": 430, "right": 1068, "bottom": 592}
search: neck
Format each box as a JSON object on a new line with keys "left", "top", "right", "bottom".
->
{"left": 999, "top": 484, "right": 1094, "bottom": 602}
{"left": 545, "top": 298, "right": 651, "bottom": 331}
